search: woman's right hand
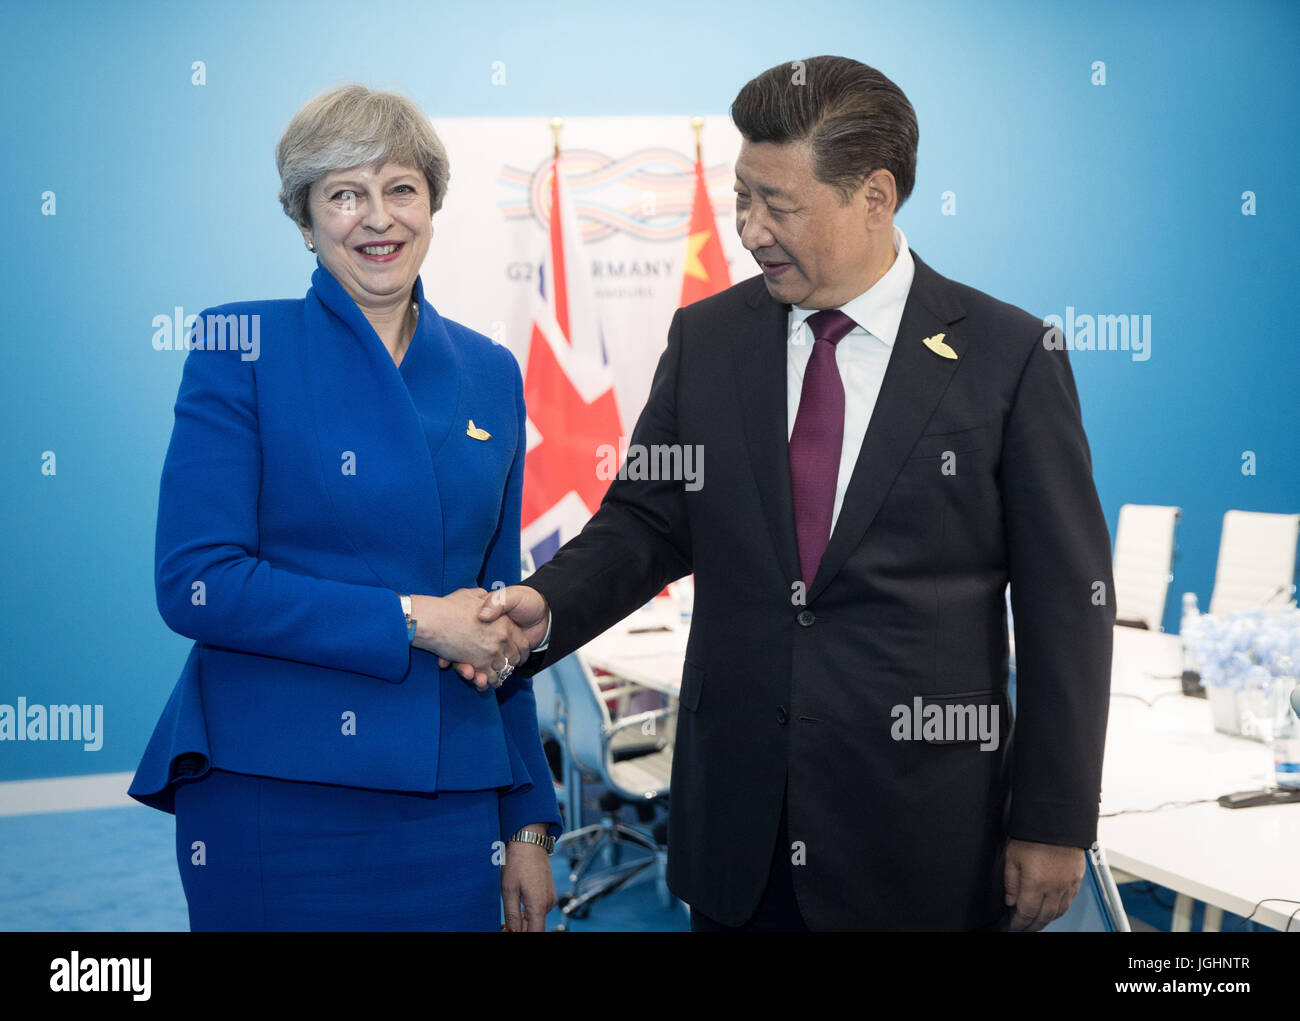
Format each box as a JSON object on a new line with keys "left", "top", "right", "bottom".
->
{"left": 410, "top": 589, "right": 530, "bottom": 690}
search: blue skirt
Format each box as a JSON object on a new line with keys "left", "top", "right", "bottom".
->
{"left": 173, "top": 768, "right": 501, "bottom": 931}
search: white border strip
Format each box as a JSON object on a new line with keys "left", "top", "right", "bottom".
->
{"left": 0, "top": 772, "right": 139, "bottom": 818}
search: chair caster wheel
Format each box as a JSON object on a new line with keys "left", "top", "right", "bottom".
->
{"left": 558, "top": 893, "right": 590, "bottom": 920}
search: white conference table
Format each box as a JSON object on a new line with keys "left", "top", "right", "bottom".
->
{"left": 581, "top": 596, "right": 687, "bottom": 696}
{"left": 577, "top": 600, "right": 1300, "bottom": 932}
{"left": 1100, "top": 627, "right": 1299, "bottom": 932}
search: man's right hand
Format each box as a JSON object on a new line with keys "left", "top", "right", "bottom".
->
{"left": 436, "top": 586, "right": 551, "bottom": 685}
{"left": 411, "top": 589, "right": 531, "bottom": 690}
{"left": 478, "top": 585, "right": 550, "bottom": 648}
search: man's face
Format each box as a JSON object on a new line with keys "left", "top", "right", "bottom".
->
{"left": 734, "top": 138, "right": 877, "bottom": 309}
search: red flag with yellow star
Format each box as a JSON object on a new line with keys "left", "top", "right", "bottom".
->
{"left": 679, "top": 158, "right": 731, "bottom": 305}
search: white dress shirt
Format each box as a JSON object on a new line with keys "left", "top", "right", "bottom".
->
{"left": 787, "top": 225, "right": 915, "bottom": 534}
{"left": 535, "top": 226, "right": 914, "bottom": 652}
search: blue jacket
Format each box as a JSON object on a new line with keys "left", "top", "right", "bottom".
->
{"left": 128, "top": 263, "right": 561, "bottom": 842}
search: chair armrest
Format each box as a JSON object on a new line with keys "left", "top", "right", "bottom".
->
{"left": 606, "top": 706, "right": 678, "bottom": 737}
{"left": 597, "top": 682, "right": 642, "bottom": 701}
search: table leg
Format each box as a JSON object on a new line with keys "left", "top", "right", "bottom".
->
{"left": 1171, "top": 893, "right": 1194, "bottom": 932}
{"left": 1202, "top": 905, "right": 1223, "bottom": 932}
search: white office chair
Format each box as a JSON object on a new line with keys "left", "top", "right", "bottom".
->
{"left": 541, "top": 649, "right": 676, "bottom": 929}
{"left": 1208, "top": 510, "right": 1300, "bottom": 615}
{"left": 1043, "top": 843, "right": 1131, "bottom": 931}
{"left": 518, "top": 551, "right": 577, "bottom": 827}
{"left": 529, "top": 665, "right": 576, "bottom": 828}
{"left": 1112, "top": 504, "right": 1181, "bottom": 631}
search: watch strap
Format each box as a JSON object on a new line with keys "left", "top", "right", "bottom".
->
{"left": 507, "top": 828, "right": 556, "bottom": 856}
{"left": 399, "top": 594, "right": 417, "bottom": 644}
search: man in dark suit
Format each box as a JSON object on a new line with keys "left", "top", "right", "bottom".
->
{"left": 467, "top": 55, "right": 1114, "bottom": 931}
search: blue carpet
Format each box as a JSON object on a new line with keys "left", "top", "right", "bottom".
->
{"left": 0, "top": 798, "right": 687, "bottom": 931}
{"left": 0, "top": 804, "right": 188, "bottom": 931}
{"left": 9, "top": 800, "right": 1226, "bottom": 932}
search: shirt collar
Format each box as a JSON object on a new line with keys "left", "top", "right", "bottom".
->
{"left": 790, "top": 225, "right": 915, "bottom": 348}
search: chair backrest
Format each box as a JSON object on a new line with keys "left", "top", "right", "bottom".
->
{"left": 531, "top": 668, "right": 563, "bottom": 744}
{"left": 1044, "top": 844, "right": 1131, "bottom": 932}
{"left": 1112, "top": 504, "right": 1180, "bottom": 631}
{"left": 1208, "top": 511, "right": 1300, "bottom": 616}
{"left": 544, "top": 652, "right": 614, "bottom": 780}
{"left": 518, "top": 550, "right": 564, "bottom": 740}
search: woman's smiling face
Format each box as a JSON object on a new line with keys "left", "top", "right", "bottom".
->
{"left": 300, "top": 161, "right": 432, "bottom": 310}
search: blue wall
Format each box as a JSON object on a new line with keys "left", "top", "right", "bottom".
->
{"left": 3, "top": 0, "right": 1297, "bottom": 781}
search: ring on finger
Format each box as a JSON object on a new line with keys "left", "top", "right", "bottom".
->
{"left": 495, "top": 655, "right": 514, "bottom": 685}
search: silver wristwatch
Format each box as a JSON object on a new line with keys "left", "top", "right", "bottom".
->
{"left": 399, "top": 593, "right": 417, "bottom": 643}
{"left": 508, "top": 828, "right": 556, "bottom": 856}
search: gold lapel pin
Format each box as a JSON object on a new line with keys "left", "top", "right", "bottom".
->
{"left": 921, "top": 333, "right": 958, "bottom": 360}
{"left": 466, "top": 420, "right": 491, "bottom": 441}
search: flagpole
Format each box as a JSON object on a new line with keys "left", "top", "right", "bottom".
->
{"left": 691, "top": 115, "right": 703, "bottom": 163}
{"left": 546, "top": 117, "right": 570, "bottom": 346}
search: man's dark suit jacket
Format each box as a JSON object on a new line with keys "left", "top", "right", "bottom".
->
{"left": 518, "top": 250, "right": 1115, "bottom": 930}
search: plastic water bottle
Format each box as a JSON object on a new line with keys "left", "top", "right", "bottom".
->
{"left": 1273, "top": 675, "right": 1300, "bottom": 789}
{"left": 1180, "top": 592, "right": 1201, "bottom": 695}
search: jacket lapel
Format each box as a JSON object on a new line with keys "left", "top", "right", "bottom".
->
{"left": 303, "top": 264, "right": 451, "bottom": 595}
{"left": 396, "top": 282, "right": 463, "bottom": 463}
{"left": 808, "top": 252, "right": 967, "bottom": 602}
{"left": 732, "top": 277, "right": 801, "bottom": 584}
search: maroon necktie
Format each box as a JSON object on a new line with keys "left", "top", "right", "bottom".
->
{"left": 789, "top": 309, "right": 856, "bottom": 587}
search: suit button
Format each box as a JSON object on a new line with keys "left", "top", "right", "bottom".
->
{"left": 776, "top": 705, "right": 789, "bottom": 724}
{"left": 797, "top": 610, "right": 815, "bottom": 627}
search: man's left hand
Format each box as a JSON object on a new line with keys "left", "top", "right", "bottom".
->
{"left": 1003, "top": 838, "right": 1085, "bottom": 932}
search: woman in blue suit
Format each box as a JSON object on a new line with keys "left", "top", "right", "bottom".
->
{"left": 128, "top": 85, "right": 560, "bottom": 931}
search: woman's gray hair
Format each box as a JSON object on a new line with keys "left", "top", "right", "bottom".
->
{"left": 276, "top": 85, "right": 450, "bottom": 228}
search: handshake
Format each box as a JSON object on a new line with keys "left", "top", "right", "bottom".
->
{"left": 409, "top": 586, "right": 550, "bottom": 691}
